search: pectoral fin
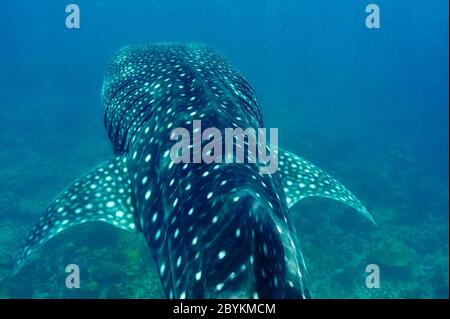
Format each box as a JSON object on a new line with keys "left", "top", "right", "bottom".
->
{"left": 14, "top": 155, "right": 138, "bottom": 274}
{"left": 278, "top": 148, "right": 376, "bottom": 225}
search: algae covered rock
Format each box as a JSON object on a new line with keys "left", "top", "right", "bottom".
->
{"left": 371, "top": 240, "right": 416, "bottom": 269}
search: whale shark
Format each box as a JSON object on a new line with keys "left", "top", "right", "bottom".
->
{"left": 14, "top": 43, "right": 375, "bottom": 298}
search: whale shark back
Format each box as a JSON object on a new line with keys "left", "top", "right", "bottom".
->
{"left": 102, "top": 43, "right": 263, "bottom": 155}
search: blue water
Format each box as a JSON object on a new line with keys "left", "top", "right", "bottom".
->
{"left": 0, "top": 0, "right": 448, "bottom": 298}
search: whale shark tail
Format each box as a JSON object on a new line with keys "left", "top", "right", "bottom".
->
{"left": 12, "top": 155, "right": 139, "bottom": 275}
{"left": 250, "top": 200, "right": 311, "bottom": 299}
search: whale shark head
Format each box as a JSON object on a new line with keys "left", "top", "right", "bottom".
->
{"left": 13, "top": 42, "right": 375, "bottom": 299}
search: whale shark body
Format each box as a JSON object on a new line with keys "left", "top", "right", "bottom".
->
{"left": 14, "top": 43, "right": 374, "bottom": 298}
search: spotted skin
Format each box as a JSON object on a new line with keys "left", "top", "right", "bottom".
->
{"left": 14, "top": 156, "right": 136, "bottom": 274}
{"left": 278, "top": 148, "right": 376, "bottom": 225}
{"left": 14, "top": 43, "right": 374, "bottom": 299}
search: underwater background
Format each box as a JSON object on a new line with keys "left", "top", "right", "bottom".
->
{"left": 0, "top": 0, "right": 448, "bottom": 298}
